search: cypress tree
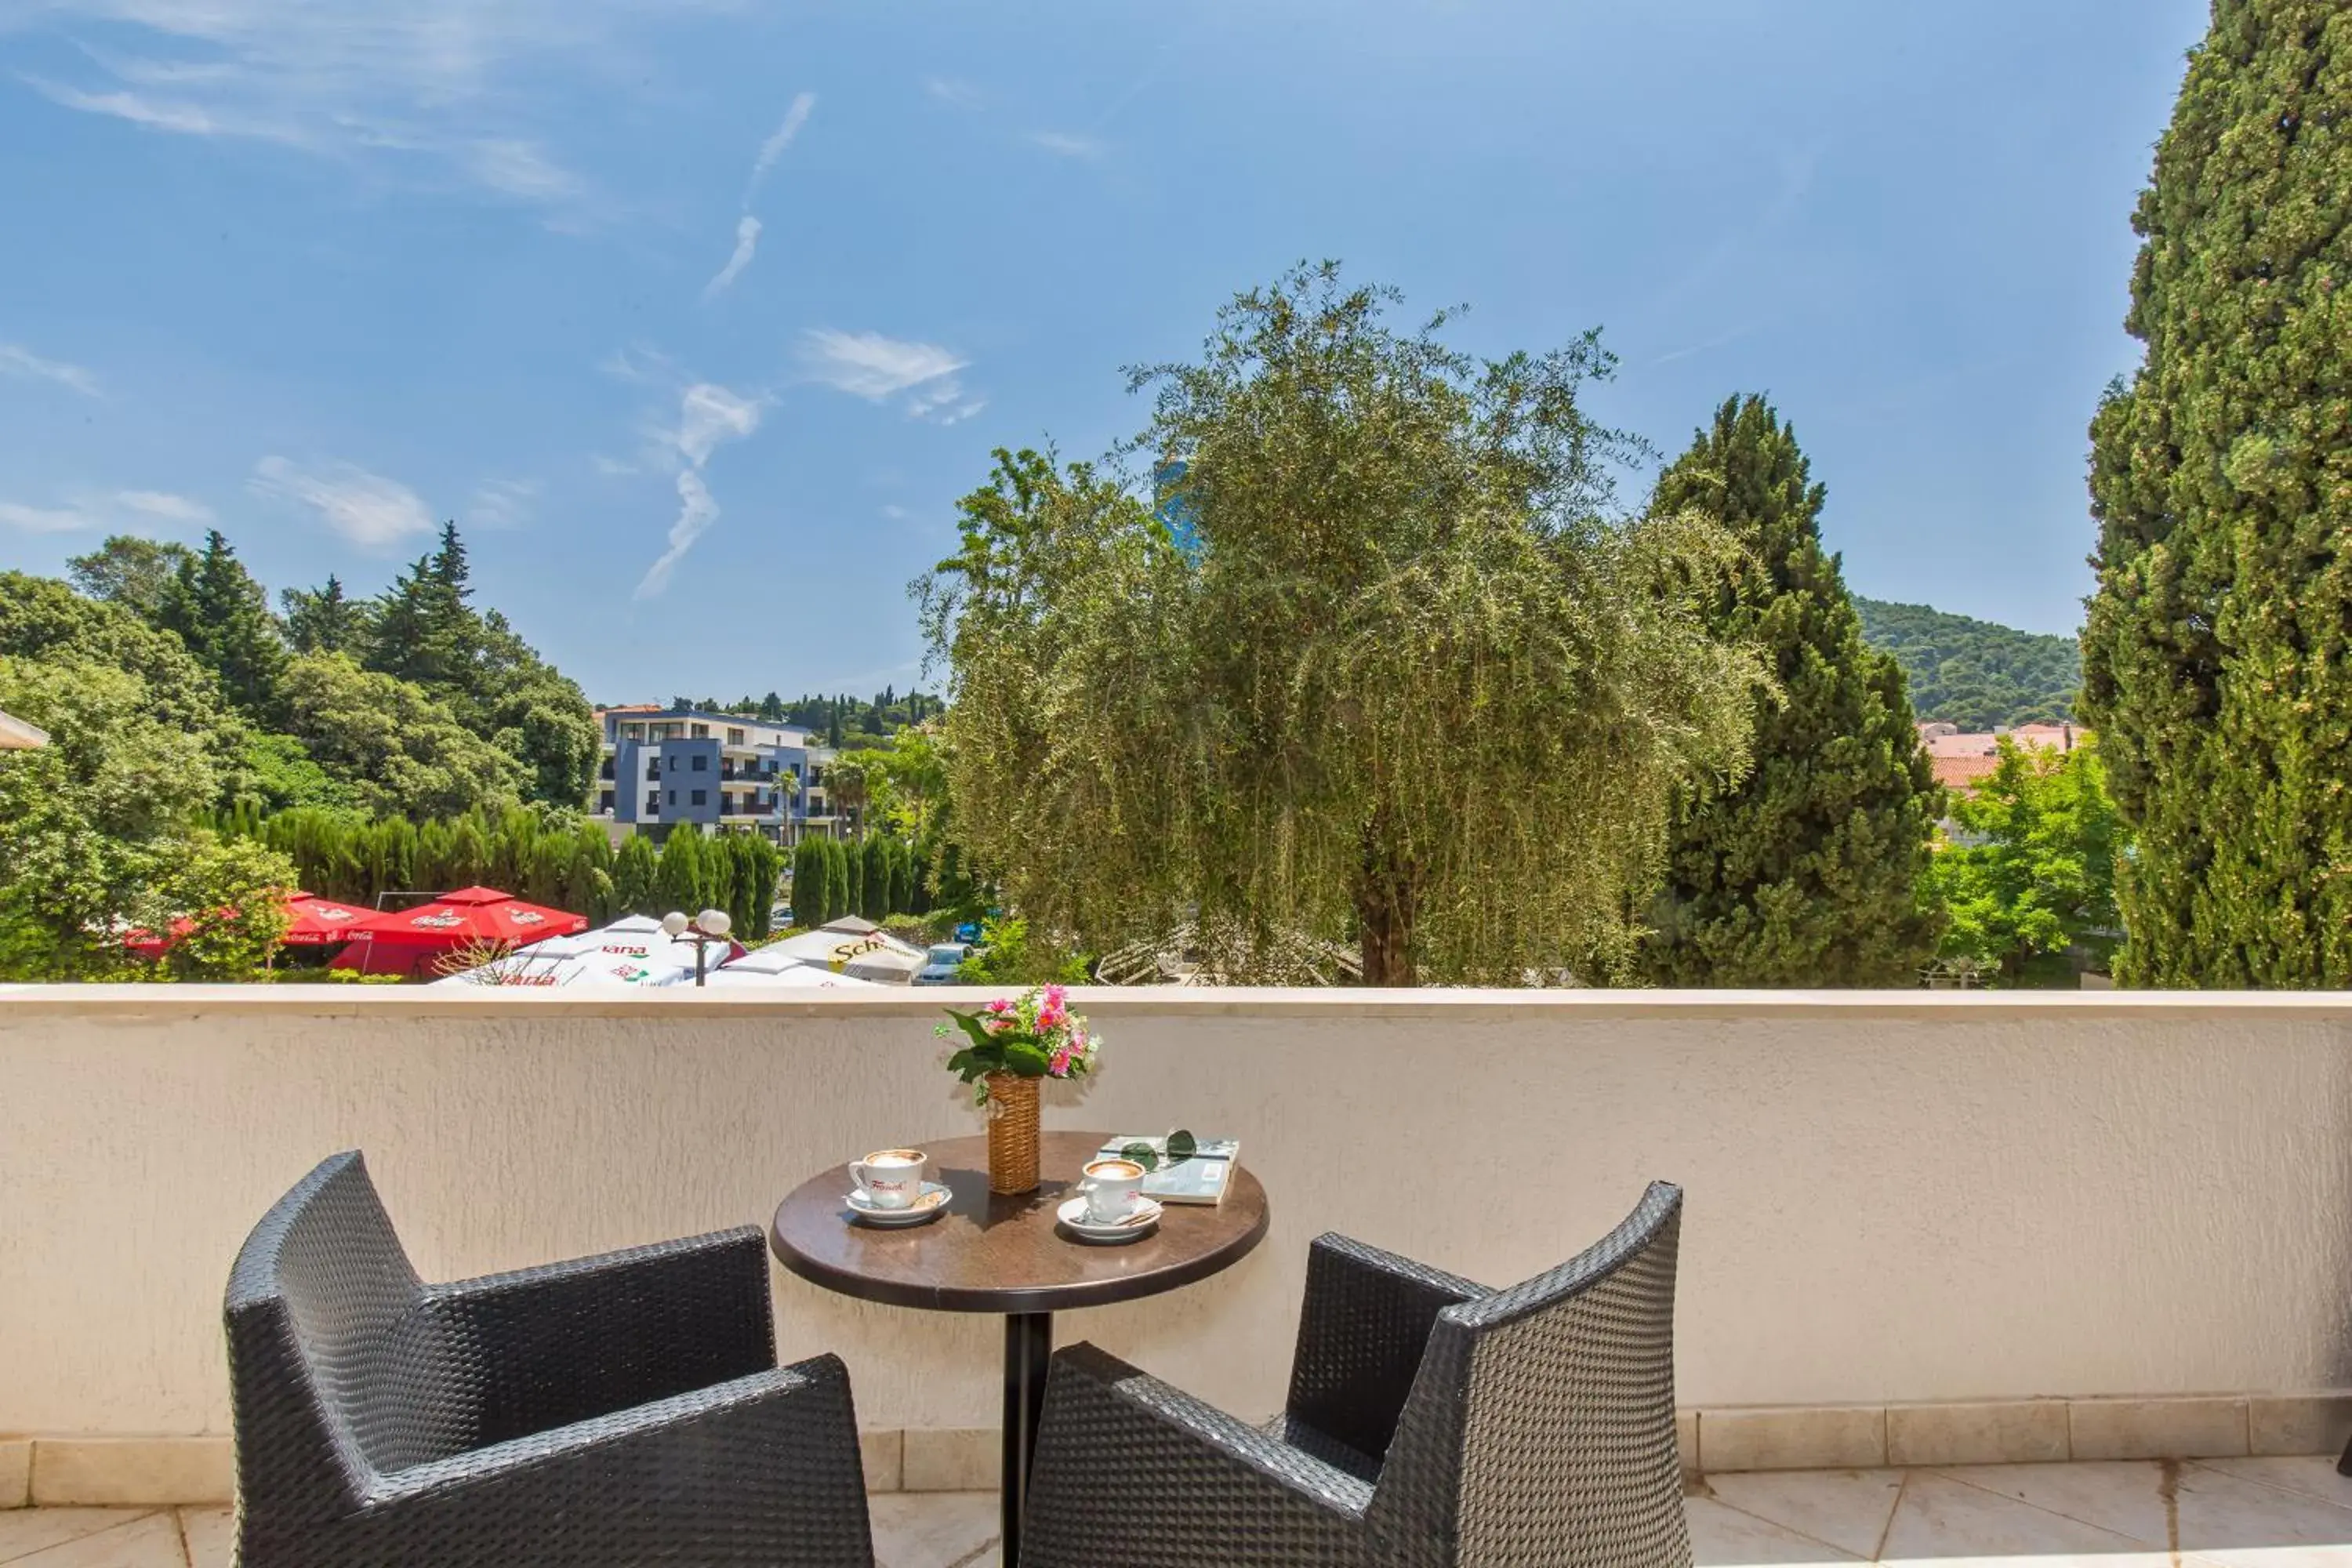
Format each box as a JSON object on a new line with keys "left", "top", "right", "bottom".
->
{"left": 860, "top": 834, "right": 889, "bottom": 920}
{"left": 825, "top": 837, "right": 852, "bottom": 926}
{"left": 1635, "top": 395, "right": 1943, "bottom": 985}
{"left": 887, "top": 837, "right": 914, "bottom": 915}
{"left": 657, "top": 829, "right": 705, "bottom": 916}
{"left": 613, "top": 833, "right": 659, "bottom": 916}
{"left": 2081, "top": 2, "right": 2352, "bottom": 985}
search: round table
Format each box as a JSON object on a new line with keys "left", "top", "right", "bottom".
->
{"left": 770, "top": 1130, "right": 1269, "bottom": 1563}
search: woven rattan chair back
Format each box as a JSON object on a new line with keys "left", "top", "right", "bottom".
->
{"left": 227, "top": 1151, "right": 477, "bottom": 1514}
{"left": 1370, "top": 1181, "right": 1688, "bottom": 1568}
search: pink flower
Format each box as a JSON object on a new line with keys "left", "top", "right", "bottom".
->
{"left": 984, "top": 997, "right": 1013, "bottom": 1014}
{"left": 1049, "top": 1047, "right": 1073, "bottom": 1075}
{"left": 983, "top": 1015, "right": 1014, "bottom": 1035}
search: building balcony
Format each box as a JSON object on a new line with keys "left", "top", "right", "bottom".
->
{"left": 6, "top": 990, "right": 2352, "bottom": 1566}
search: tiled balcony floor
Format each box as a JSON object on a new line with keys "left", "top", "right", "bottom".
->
{"left": 9, "top": 1456, "right": 2352, "bottom": 1567}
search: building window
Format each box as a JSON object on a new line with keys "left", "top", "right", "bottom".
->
{"left": 668, "top": 789, "right": 677, "bottom": 805}
{"left": 691, "top": 789, "right": 707, "bottom": 806}
{"left": 598, "top": 792, "right": 615, "bottom": 812}
{"left": 728, "top": 728, "right": 746, "bottom": 746}
{"left": 691, "top": 723, "right": 709, "bottom": 739}
{"left": 691, "top": 754, "right": 708, "bottom": 772}
{"left": 646, "top": 797, "right": 660, "bottom": 814}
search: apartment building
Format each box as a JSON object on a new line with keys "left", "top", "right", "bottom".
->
{"left": 593, "top": 705, "right": 849, "bottom": 844}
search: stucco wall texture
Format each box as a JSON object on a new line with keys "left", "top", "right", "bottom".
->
{"left": 4, "top": 987, "right": 2350, "bottom": 1438}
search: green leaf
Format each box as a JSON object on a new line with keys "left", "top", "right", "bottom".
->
{"left": 1003, "top": 1040, "right": 1051, "bottom": 1076}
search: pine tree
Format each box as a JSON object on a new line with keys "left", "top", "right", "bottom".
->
{"left": 281, "top": 576, "right": 366, "bottom": 655}
{"left": 1635, "top": 396, "right": 1943, "bottom": 985}
{"left": 368, "top": 524, "right": 477, "bottom": 696}
{"left": 826, "top": 702, "right": 843, "bottom": 748}
{"left": 2082, "top": 2, "right": 2352, "bottom": 985}
{"left": 157, "top": 530, "right": 289, "bottom": 718}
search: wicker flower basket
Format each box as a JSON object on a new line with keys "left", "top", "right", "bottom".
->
{"left": 984, "top": 1073, "right": 1041, "bottom": 1195}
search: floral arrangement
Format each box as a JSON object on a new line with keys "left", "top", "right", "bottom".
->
{"left": 938, "top": 984, "right": 1100, "bottom": 1105}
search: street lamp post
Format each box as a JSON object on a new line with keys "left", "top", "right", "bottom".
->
{"left": 662, "top": 907, "right": 733, "bottom": 986}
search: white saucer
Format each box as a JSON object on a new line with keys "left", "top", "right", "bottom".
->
{"left": 1056, "top": 1194, "right": 1162, "bottom": 1243}
{"left": 846, "top": 1181, "right": 951, "bottom": 1228}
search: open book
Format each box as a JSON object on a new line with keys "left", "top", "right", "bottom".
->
{"left": 1095, "top": 1134, "right": 1241, "bottom": 1206}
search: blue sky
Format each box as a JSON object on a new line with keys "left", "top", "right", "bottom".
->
{"left": 0, "top": 0, "right": 2206, "bottom": 704}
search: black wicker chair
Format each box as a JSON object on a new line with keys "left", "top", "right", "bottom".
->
{"left": 225, "top": 1151, "right": 875, "bottom": 1567}
{"left": 1018, "top": 1181, "right": 1687, "bottom": 1568}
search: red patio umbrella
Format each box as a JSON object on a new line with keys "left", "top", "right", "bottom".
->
{"left": 281, "top": 892, "right": 375, "bottom": 946}
{"left": 334, "top": 886, "right": 588, "bottom": 978}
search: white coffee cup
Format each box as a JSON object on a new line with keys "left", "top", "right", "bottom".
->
{"left": 850, "top": 1149, "right": 927, "bottom": 1210}
{"left": 1078, "top": 1157, "right": 1146, "bottom": 1223}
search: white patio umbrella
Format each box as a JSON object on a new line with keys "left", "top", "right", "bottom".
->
{"left": 702, "top": 964, "right": 881, "bottom": 989}
{"left": 426, "top": 925, "right": 695, "bottom": 989}
{"left": 524, "top": 913, "right": 743, "bottom": 973}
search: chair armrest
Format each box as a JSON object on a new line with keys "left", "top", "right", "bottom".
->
{"left": 1284, "top": 1233, "right": 1486, "bottom": 1464}
{"left": 344, "top": 1356, "right": 871, "bottom": 1566}
{"left": 1020, "top": 1342, "right": 1371, "bottom": 1568}
{"left": 431, "top": 1225, "right": 775, "bottom": 1443}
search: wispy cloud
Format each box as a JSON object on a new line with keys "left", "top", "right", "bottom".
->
{"left": 0, "top": 343, "right": 103, "bottom": 397}
{"left": 1025, "top": 129, "right": 1105, "bottom": 161}
{"left": 466, "top": 477, "right": 540, "bottom": 529}
{"left": 0, "top": 0, "right": 706, "bottom": 211}
{"left": 702, "top": 215, "right": 761, "bottom": 299}
{"left": 673, "top": 382, "right": 761, "bottom": 465}
{"left": 633, "top": 380, "right": 763, "bottom": 599}
{"left": 743, "top": 92, "right": 815, "bottom": 203}
{"left": 924, "top": 75, "right": 982, "bottom": 109}
{"left": 249, "top": 456, "right": 435, "bottom": 550}
{"left": 0, "top": 487, "right": 212, "bottom": 533}
{"left": 799, "top": 330, "right": 964, "bottom": 399}
{"left": 797, "top": 328, "right": 977, "bottom": 422}
{"left": 116, "top": 489, "right": 214, "bottom": 522}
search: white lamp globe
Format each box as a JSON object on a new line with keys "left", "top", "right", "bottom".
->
{"left": 698, "top": 908, "right": 733, "bottom": 937}
{"left": 660, "top": 911, "right": 690, "bottom": 937}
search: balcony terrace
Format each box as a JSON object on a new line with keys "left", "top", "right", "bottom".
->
{"left": 5, "top": 989, "right": 2352, "bottom": 1566}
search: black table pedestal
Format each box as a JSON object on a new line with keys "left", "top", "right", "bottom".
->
{"left": 1002, "top": 1311, "right": 1052, "bottom": 1563}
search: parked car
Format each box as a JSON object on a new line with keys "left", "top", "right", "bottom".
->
{"left": 771, "top": 903, "right": 793, "bottom": 928}
{"left": 914, "top": 943, "right": 971, "bottom": 985}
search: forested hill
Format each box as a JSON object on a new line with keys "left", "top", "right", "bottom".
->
{"left": 1854, "top": 597, "right": 2082, "bottom": 730}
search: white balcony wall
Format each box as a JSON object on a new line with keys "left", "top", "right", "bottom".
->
{"left": 2, "top": 989, "right": 2350, "bottom": 1440}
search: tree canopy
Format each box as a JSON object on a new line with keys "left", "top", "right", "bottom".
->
{"left": 1636, "top": 397, "right": 1943, "bottom": 985}
{"left": 0, "top": 652, "right": 294, "bottom": 978}
{"left": 277, "top": 652, "right": 527, "bottom": 820}
{"left": 2079, "top": 0, "right": 2352, "bottom": 985}
{"left": 1922, "top": 739, "right": 2122, "bottom": 985}
{"left": 918, "top": 264, "right": 1766, "bottom": 984}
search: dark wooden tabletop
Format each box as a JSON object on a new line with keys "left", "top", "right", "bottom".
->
{"left": 768, "top": 1130, "right": 1269, "bottom": 1313}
